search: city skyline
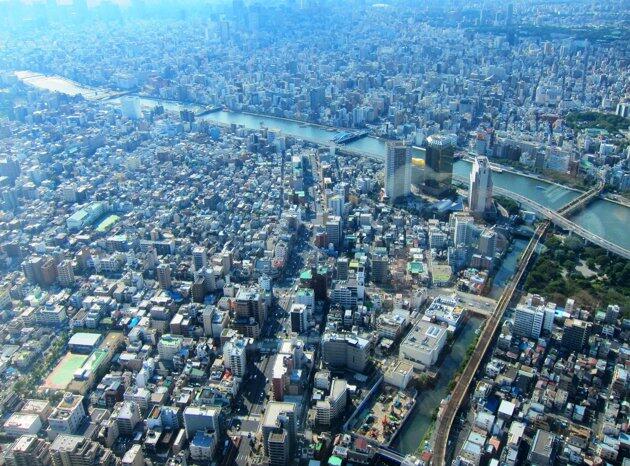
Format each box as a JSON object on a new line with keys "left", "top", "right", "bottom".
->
{"left": 0, "top": 1, "right": 628, "bottom": 465}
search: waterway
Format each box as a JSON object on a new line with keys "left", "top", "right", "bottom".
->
{"left": 13, "top": 72, "right": 630, "bottom": 252}
{"left": 392, "top": 315, "right": 484, "bottom": 454}
{"left": 488, "top": 238, "right": 529, "bottom": 300}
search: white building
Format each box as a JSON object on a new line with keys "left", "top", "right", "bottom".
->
{"left": 399, "top": 320, "right": 447, "bottom": 370}
{"left": 157, "top": 334, "right": 183, "bottom": 362}
{"left": 315, "top": 378, "right": 347, "bottom": 426}
{"left": 384, "top": 360, "right": 414, "bottom": 389}
{"left": 183, "top": 406, "right": 221, "bottom": 439}
{"left": 513, "top": 300, "right": 555, "bottom": 339}
{"left": 451, "top": 212, "right": 476, "bottom": 247}
{"left": 468, "top": 156, "right": 493, "bottom": 214}
{"left": 223, "top": 337, "right": 249, "bottom": 377}
{"left": 122, "top": 443, "right": 144, "bottom": 466}
{"left": 423, "top": 295, "right": 465, "bottom": 332}
{"left": 47, "top": 394, "right": 86, "bottom": 439}
{"left": 189, "top": 431, "right": 217, "bottom": 462}
{"left": 376, "top": 312, "right": 407, "bottom": 340}
{"left": 4, "top": 413, "right": 43, "bottom": 437}
{"left": 327, "top": 195, "right": 344, "bottom": 218}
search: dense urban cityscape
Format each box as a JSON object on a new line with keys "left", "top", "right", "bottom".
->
{"left": 0, "top": 1, "right": 628, "bottom": 466}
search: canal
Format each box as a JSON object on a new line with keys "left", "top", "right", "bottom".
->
{"left": 391, "top": 315, "right": 484, "bottom": 454}
{"left": 392, "top": 234, "right": 532, "bottom": 454}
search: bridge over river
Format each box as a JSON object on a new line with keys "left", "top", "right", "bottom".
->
{"left": 454, "top": 174, "right": 630, "bottom": 260}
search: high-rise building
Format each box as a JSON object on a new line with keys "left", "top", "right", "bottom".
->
{"left": 49, "top": 435, "right": 117, "bottom": 466}
{"left": 22, "top": 256, "right": 48, "bottom": 287}
{"left": 261, "top": 402, "right": 296, "bottom": 466}
{"left": 189, "top": 430, "right": 217, "bottom": 463}
{"left": 112, "top": 401, "right": 141, "bottom": 437}
{"left": 384, "top": 142, "right": 411, "bottom": 202}
{"left": 605, "top": 304, "right": 620, "bottom": 324}
{"left": 325, "top": 216, "right": 342, "bottom": 249}
{"left": 48, "top": 394, "right": 86, "bottom": 439}
{"left": 370, "top": 254, "right": 389, "bottom": 284}
{"left": 4, "top": 435, "right": 52, "bottom": 466}
{"left": 468, "top": 156, "right": 493, "bottom": 214}
{"left": 290, "top": 303, "right": 308, "bottom": 334}
{"left": 478, "top": 229, "right": 497, "bottom": 258}
{"left": 450, "top": 212, "right": 476, "bottom": 247}
{"left": 56, "top": 260, "right": 75, "bottom": 287}
{"left": 561, "top": 319, "right": 589, "bottom": 352}
{"left": 336, "top": 257, "right": 349, "bottom": 281}
{"left": 528, "top": 430, "right": 556, "bottom": 465}
{"left": 425, "top": 134, "right": 455, "bottom": 195}
{"left": 157, "top": 334, "right": 183, "bottom": 362}
{"left": 192, "top": 247, "right": 208, "bottom": 271}
{"left": 315, "top": 378, "right": 347, "bottom": 426}
{"left": 121, "top": 97, "right": 142, "bottom": 120}
{"left": 183, "top": 406, "right": 222, "bottom": 439}
{"left": 513, "top": 305, "right": 545, "bottom": 339}
{"left": 327, "top": 194, "right": 344, "bottom": 218}
{"left": 233, "top": 287, "right": 266, "bottom": 339}
{"left": 223, "top": 337, "right": 248, "bottom": 377}
{"left": 513, "top": 300, "right": 555, "bottom": 339}
{"left": 156, "top": 263, "right": 172, "bottom": 289}
{"left": 121, "top": 444, "right": 144, "bottom": 466}
{"left": 321, "top": 332, "right": 371, "bottom": 372}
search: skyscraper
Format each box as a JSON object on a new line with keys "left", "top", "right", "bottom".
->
{"left": 425, "top": 134, "right": 455, "bottom": 196}
{"left": 469, "top": 156, "right": 493, "bottom": 214}
{"left": 384, "top": 142, "right": 411, "bottom": 203}
{"left": 192, "top": 246, "right": 208, "bottom": 271}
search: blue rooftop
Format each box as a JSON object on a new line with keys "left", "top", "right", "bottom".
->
{"left": 192, "top": 431, "right": 215, "bottom": 448}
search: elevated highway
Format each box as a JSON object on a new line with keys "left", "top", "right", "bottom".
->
{"left": 432, "top": 221, "right": 549, "bottom": 465}
{"left": 453, "top": 175, "right": 630, "bottom": 260}
{"left": 433, "top": 177, "right": 628, "bottom": 465}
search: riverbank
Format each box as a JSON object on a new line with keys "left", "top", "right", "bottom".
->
{"left": 461, "top": 155, "right": 584, "bottom": 195}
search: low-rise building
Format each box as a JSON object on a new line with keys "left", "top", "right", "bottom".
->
{"left": 399, "top": 320, "right": 447, "bottom": 370}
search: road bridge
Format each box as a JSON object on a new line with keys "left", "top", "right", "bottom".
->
{"left": 453, "top": 175, "right": 630, "bottom": 260}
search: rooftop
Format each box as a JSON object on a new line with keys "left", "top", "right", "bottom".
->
{"left": 262, "top": 402, "right": 296, "bottom": 429}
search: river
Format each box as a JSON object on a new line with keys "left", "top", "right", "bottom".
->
{"left": 13, "top": 73, "right": 630, "bottom": 455}
{"left": 12, "top": 72, "right": 630, "bottom": 251}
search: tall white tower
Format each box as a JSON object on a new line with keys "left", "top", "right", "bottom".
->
{"left": 468, "top": 156, "right": 493, "bottom": 214}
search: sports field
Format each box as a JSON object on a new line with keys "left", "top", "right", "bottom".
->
{"left": 43, "top": 353, "right": 89, "bottom": 390}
